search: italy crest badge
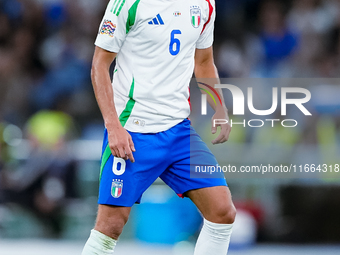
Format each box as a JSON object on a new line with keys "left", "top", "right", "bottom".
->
{"left": 190, "top": 6, "right": 201, "bottom": 28}
{"left": 111, "top": 180, "right": 123, "bottom": 198}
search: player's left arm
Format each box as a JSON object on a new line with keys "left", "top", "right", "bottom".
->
{"left": 194, "top": 46, "right": 231, "bottom": 144}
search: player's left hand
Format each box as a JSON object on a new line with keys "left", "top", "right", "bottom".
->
{"left": 211, "top": 106, "right": 231, "bottom": 144}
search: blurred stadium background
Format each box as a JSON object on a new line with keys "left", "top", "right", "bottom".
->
{"left": 1, "top": 0, "right": 340, "bottom": 254}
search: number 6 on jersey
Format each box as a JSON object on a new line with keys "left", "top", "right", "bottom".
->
{"left": 169, "top": 30, "right": 182, "bottom": 56}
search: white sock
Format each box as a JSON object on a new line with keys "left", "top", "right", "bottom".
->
{"left": 82, "top": 229, "right": 117, "bottom": 255}
{"left": 194, "top": 219, "right": 233, "bottom": 255}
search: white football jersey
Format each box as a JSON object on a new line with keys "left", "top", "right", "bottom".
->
{"left": 95, "top": 0, "right": 216, "bottom": 133}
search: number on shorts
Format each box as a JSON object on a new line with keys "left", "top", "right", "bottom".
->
{"left": 112, "top": 157, "right": 126, "bottom": 176}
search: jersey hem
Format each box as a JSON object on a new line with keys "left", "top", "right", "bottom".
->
{"left": 125, "top": 117, "right": 187, "bottom": 133}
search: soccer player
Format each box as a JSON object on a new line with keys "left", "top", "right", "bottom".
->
{"left": 82, "top": 0, "right": 236, "bottom": 254}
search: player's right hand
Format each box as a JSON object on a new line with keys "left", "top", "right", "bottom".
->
{"left": 107, "top": 125, "right": 136, "bottom": 163}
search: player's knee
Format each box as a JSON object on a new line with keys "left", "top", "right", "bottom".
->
{"left": 211, "top": 203, "right": 236, "bottom": 224}
{"left": 225, "top": 205, "right": 237, "bottom": 224}
{"left": 95, "top": 215, "right": 129, "bottom": 240}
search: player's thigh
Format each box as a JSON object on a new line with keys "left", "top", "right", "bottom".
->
{"left": 95, "top": 204, "right": 131, "bottom": 239}
{"left": 186, "top": 186, "right": 236, "bottom": 224}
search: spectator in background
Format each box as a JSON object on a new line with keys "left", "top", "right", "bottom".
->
{"left": 30, "top": 0, "right": 91, "bottom": 112}
{"left": 216, "top": 0, "right": 300, "bottom": 78}
{"left": 287, "top": 0, "right": 338, "bottom": 76}
{"left": 0, "top": 111, "right": 78, "bottom": 237}
{"left": 257, "top": 0, "right": 299, "bottom": 77}
{"left": 0, "top": 0, "right": 103, "bottom": 129}
{"left": 288, "top": 0, "right": 336, "bottom": 36}
{"left": 0, "top": 123, "right": 10, "bottom": 191}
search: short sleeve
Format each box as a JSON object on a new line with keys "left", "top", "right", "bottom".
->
{"left": 196, "top": 0, "right": 216, "bottom": 49}
{"left": 95, "top": 0, "right": 130, "bottom": 53}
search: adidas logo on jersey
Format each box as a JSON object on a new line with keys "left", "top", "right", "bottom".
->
{"left": 148, "top": 14, "right": 164, "bottom": 25}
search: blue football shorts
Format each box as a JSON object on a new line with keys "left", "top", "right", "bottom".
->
{"left": 98, "top": 119, "right": 227, "bottom": 207}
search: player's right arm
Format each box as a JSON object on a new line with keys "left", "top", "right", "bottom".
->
{"left": 91, "top": 47, "right": 135, "bottom": 163}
